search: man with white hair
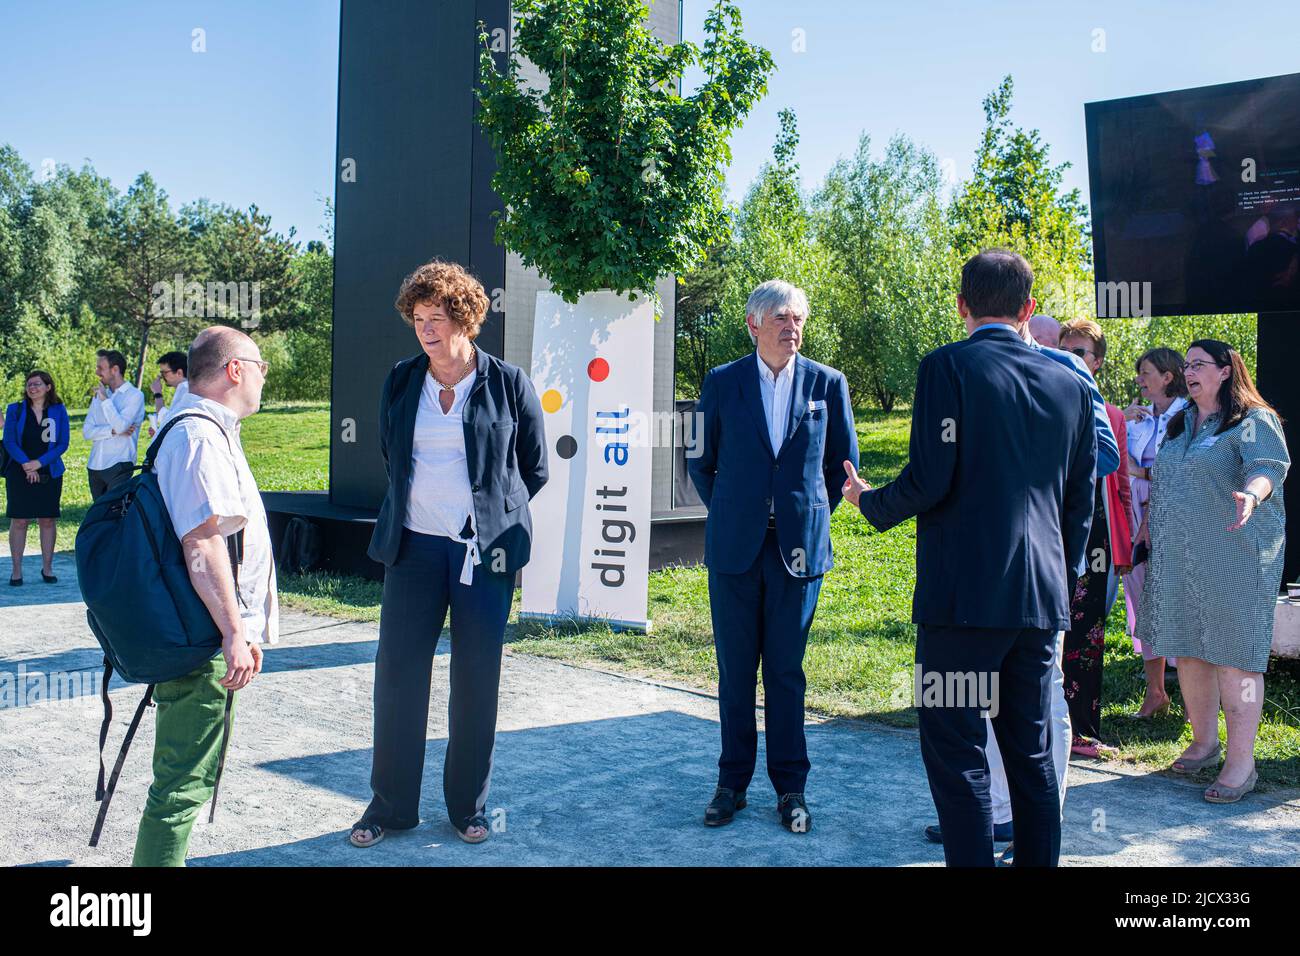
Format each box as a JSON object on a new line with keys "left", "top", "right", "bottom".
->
{"left": 687, "top": 279, "right": 859, "bottom": 833}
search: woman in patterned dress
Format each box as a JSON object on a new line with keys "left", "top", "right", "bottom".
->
{"left": 1135, "top": 340, "right": 1289, "bottom": 803}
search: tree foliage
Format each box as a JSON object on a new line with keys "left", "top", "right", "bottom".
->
{"left": 475, "top": 0, "right": 772, "bottom": 305}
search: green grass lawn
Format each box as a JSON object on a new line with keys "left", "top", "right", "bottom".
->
{"left": 8, "top": 401, "right": 1298, "bottom": 788}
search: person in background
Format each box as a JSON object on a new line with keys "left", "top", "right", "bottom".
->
{"left": 136, "top": 326, "right": 277, "bottom": 865}
{"left": 1057, "top": 319, "right": 1133, "bottom": 757}
{"left": 149, "top": 350, "right": 190, "bottom": 436}
{"left": 1121, "top": 348, "right": 1188, "bottom": 717}
{"left": 4, "top": 371, "right": 70, "bottom": 585}
{"left": 1028, "top": 314, "right": 1062, "bottom": 348}
{"left": 1136, "top": 340, "right": 1288, "bottom": 804}
{"left": 83, "top": 349, "right": 145, "bottom": 499}
{"left": 350, "top": 259, "right": 548, "bottom": 849}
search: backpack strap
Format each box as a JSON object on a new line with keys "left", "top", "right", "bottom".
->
{"left": 145, "top": 410, "right": 247, "bottom": 605}
{"left": 208, "top": 690, "right": 235, "bottom": 823}
{"left": 95, "top": 657, "right": 114, "bottom": 801}
{"left": 88, "top": 682, "right": 155, "bottom": 848}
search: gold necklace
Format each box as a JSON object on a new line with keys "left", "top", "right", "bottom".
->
{"left": 429, "top": 344, "right": 476, "bottom": 393}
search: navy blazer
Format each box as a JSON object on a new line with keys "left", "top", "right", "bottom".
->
{"left": 4, "top": 400, "right": 70, "bottom": 478}
{"left": 367, "top": 348, "right": 549, "bottom": 573}
{"left": 688, "top": 352, "right": 859, "bottom": 578}
{"left": 858, "top": 323, "right": 1097, "bottom": 631}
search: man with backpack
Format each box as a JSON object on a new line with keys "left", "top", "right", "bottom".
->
{"left": 132, "top": 325, "right": 278, "bottom": 866}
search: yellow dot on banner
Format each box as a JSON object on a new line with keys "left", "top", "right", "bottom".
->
{"left": 541, "top": 389, "right": 563, "bottom": 413}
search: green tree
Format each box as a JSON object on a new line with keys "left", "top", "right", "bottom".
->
{"left": 815, "top": 134, "right": 960, "bottom": 409}
{"left": 89, "top": 173, "right": 198, "bottom": 386}
{"left": 950, "top": 75, "right": 1092, "bottom": 320}
{"left": 476, "top": 0, "right": 773, "bottom": 305}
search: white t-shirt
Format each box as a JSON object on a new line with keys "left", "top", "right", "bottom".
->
{"left": 152, "top": 391, "right": 279, "bottom": 645}
{"left": 404, "top": 367, "right": 480, "bottom": 583}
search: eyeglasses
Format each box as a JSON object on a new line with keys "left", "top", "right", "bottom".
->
{"left": 1182, "top": 360, "right": 1218, "bottom": 372}
{"left": 1068, "top": 347, "right": 1096, "bottom": 359}
{"left": 225, "top": 356, "right": 269, "bottom": 375}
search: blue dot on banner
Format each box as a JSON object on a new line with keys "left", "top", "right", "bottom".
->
{"left": 556, "top": 435, "right": 578, "bottom": 460}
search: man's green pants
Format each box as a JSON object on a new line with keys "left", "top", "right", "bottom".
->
{"left": 132, "top": 656, "right": 235, "bottom": 867}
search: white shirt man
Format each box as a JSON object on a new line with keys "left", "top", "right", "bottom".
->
{"left": 152, "top": 389, "right": 279, "bottom": 645}
{"left": 83, "top": 378, "right": 145, "bottom": 499}
{"left": 756, "top": 351, "right": 795, "bottom": 514}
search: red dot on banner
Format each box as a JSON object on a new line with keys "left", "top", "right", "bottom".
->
{"left": 588, "top": 358, "right": 610, "bottom": 382}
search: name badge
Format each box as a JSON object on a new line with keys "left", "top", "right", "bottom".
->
{"left": 1195, "top": 435, "right": 1220, "bottom": 449}
{"left": 809, "top": 399, "right": 826, "bottom": 412}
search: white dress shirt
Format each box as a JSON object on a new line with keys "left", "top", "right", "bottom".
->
{"left": 155, "top": 378, "right": 190, "bottom": 428}
{"left": 756, "top": 351, "right": 795, "bottom": 516}
{"left": 404, "top": 367, "right": 480, "bottom": 584}
{"left": 1126, "top": 397, "right": 1188, "bottom": 467}
{"left": 152, "top": 391, "right": 279, "bottom": 645}
{"left": 82, "top": 381, "right": 145, "bottom": 470}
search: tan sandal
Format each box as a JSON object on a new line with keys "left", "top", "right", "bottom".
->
{"left": 1204, "top": 769, "right": 1258, "bottom": 804}
{"left": 1170, "top": 744, "right": 1220, "bottom": 774}
{"left": 349, "top": 822, "right": 385, "bottom": 848}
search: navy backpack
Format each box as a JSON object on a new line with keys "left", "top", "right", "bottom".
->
{"left": 75, "top": 411, "right": 245, "bottom": 846}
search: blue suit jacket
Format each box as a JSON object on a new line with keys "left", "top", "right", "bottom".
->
{"left": 858, "top": 324, "right": 1097, "bottom": 630}
{"left": 4, "top": 401, "right": 70, "bottom": 478}
{"left": 367, "top": 348, "right": 549, "bottom": 572}
{"left": 688, "top": 352, "right": 859, "bottom": 578}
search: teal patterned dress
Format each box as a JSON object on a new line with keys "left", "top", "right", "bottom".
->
{"left": 1135, "top": 406, "right": 1290, "bottom": 672}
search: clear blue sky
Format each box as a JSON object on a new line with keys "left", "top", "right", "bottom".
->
{"left": 3, "top": 0, "right": 1298, "bottom": 245}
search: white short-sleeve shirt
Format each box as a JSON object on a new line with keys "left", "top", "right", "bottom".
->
{"left": 151, "top": 391, "right": 279, "bottom": 645}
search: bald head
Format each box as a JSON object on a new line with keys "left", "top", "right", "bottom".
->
{"left": 188, "top": 326, "right": 256, "bottom": 386}
{"left": 1028, "top": 314, "right": 1061, "bottom": 348}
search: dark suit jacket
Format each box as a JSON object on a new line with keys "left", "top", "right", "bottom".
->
{"left": 858, "top": 323, "right": 1096, "bottom": 630}
{"left": 367, "top": 348, "right": 549, "bottom": 573}
{"left": 687, "top": 352, "right": 859, "bottom": 578}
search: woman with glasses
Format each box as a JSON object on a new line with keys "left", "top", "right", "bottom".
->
{"left": 1135, "top": 340, "right": 1289, "bottom": 803}
{"left": 4, "top": 371, "right": 70, "bottom": 584}
{"left": 1121, "top": 348, "right": 1188, "bottom": 717}
{"left": 1057, "top": 320, "right": 1134, "bottom": 757}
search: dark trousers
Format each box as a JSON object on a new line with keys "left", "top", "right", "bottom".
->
{"left": 916, "top": 623, "right": 1060, "bottom": 867}
{"left": 707, "top": 527, "right": 822, "bottom": 795}
{"left": 361, "top": 529, "right": 514, "bottom": 832}
{"left": 88, "top": 461, "right": 134, "bottom": 500}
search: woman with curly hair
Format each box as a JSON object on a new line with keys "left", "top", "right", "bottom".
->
{"left": 350, "top": 259, "right": 548, "bottom": 847}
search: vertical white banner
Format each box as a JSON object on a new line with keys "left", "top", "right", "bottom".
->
{"left": 520, "top": 290, "right": 654, "bottom": 631}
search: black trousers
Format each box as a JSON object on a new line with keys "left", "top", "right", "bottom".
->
{"left": 916, "top": 623, "right": 1060, "bottom": 867}
{"left": 87, "top": 461, "right": 134, "bottom": 500}
{"left": 360, "top": 529, "right": 514, "bottom": 832}
{"left": 707, "top": 527, "right": 823, "bottom": 795}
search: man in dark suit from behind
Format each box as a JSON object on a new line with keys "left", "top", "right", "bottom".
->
{"left": 841, "top": 250, "right": 1097, "bottom": 866}
{"left": 687, "top": 280, "right": 859, "bottom": 833}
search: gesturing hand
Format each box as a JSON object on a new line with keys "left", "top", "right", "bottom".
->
{"left": 1228, "top": 491, "right": 1256, "bottom": 532}
{"left": 842, "top": 460, "right": 870, "bottom": 507}
{"left": 1122, "top": 402, "right": 1151, "bottom": 423}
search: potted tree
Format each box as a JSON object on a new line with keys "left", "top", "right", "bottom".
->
{"left": 476, "top": 0, "right": 771, "bottom": 629}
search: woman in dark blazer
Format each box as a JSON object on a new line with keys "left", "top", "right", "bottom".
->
{"left": 5, "top": 370, "right": 70, "bottom": 585}
{"left": 351, "top": 259, "right": 548, "bottom": 847}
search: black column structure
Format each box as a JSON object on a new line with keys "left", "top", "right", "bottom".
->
{"left": 1253, "top": 312, "right": 1300, "bottom": 587}
{"left": 264, "top": 0, "right": 704, "bottom": 580}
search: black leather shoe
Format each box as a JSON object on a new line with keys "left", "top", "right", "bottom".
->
{"left": 704, "top": 786, "right": 747, "bottom": 826}
{"left": 925, "top": 821, "right": 1014, "bottom": 844}
{"left": 777, "top": 792, "right": 812, "bottom": 833}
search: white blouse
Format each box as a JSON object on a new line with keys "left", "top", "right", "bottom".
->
{"left": 403, "top": 367, "right": 480, "bottom": 584}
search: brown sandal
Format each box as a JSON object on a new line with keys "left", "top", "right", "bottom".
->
{"left": 1170, "top": 744, "right": 1221, "bottom": 774}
